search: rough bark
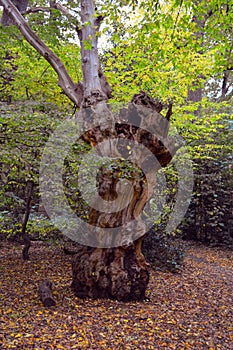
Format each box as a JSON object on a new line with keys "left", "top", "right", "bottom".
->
{"left": 72, "top": 91, "right": 175, "bottom": 300}
{"left": 71, "top": 243, "right": 149, "bottom": 301}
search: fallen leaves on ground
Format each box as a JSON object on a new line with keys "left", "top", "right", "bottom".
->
{"left": 0, "top": 241, "right": 232, "bottom": 349}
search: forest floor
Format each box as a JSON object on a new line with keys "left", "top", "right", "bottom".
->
{"left": 0, "top": 240, "right": 232, "bottom": 350}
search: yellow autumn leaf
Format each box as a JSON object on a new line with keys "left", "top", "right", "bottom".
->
{"left": 15, "top": 333, "right": 23, "bottom": 338}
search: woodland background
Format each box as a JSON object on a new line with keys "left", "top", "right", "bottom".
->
{"left": 0, "top": 0, "right": 232, "bottom": 349}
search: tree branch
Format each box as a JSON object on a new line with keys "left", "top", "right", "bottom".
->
{"left": 0, "top": 0, "right": 81, "bottom": 106}
{"left": 53, "top": 2, "right": 73, "bottom": 19}
{"left": 25, "top": 3, "right": 77, "bottom": 24}
{"left": 24, "top": 6, "right": 51, "bottom": 14}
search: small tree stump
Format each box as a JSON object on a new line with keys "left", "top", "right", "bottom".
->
{"left": 39, "top": 280, "right": 56, "bottom": 307}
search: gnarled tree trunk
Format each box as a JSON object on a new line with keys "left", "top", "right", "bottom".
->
{"left": 70, "top": 1, "right": 175, "bottom": 301}
{"left": 71, "top": 91, "right": 174, "bottom": 300}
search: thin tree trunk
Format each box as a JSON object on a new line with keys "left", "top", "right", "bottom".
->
{"left": 187, "top": 7, "right": 209, "bottom": 115}
{"left": 22, "top": 180, "right": 33, "bottom": 260}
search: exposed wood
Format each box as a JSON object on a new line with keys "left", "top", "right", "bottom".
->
{"left": 131, "top": 90, "right": 163, "bottom": 112}
{"left": 71, "top": 242, "right": 150, "bottom": 301}
{"left": 1, "top": 0, "right": 176, "bottom": 302}
{"left": 39, "top": 280, "right": 56, "bottom": 307}
{"left": 72, "top": 2, "right": 176, "bottom": 301}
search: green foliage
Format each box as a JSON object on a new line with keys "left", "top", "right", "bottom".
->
{"left": 180, "top": 119, "right": 233, "bottom": 246}
{"left": 0, "top": 9, "right": 82, "bottom": 106}
{"left": 102, "top": 1, "right": 205, "bottom": 102}
{"left": 0, "top": 101, "right": 66, "bottom": 239}
{"left": 142, "top": 226, "right": 185, "bottom": 273}
{"left": 101, "top": 0, "right": 233, "bottom": 154}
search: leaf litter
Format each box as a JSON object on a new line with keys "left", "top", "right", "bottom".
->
{"left": 0, "top": 241, "right": 232, "bottom": 349}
